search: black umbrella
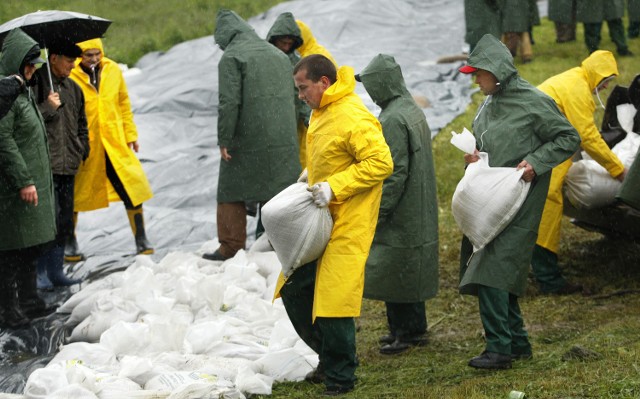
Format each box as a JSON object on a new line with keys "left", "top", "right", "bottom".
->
{"left": 0, "top": 10, "right": 111, "bottom": 89}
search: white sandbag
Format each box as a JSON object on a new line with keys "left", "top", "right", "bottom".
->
{"left": 24, "top": 366, "right": 69, "bottom": 398}
{"left": 50, "top": 343, "right": 118, "bottom": 371}
{"left": 184, "top": 320, "right": 228, "bottom": 354}
{"left": 143, "top": 371, "right": 218, "bottom": 391}
{"left": 261, "top": 183, "right": 333, "bottom": 277}
{"left": 450, "top": 127, "right": 477, "bottom": 154}
{"left": 234, "top": 366, "right": 272, "bottom": 396}
{"left": 68, "top": 296, "right": 141, "bottom": 343}
{"left": 57, "top": 273, "right": 124, "bottom": 314}
{"left": 564, "top": 160, "right": 621, "bottom": 209}
{"left": 65, "top": 289, "right": 112, "bottom": 328}
{"left": 451, "top": 152, "right": 531, "bottom": 251}
{"left": 254, "top": 348, "right": 314, "bottom": 381}
{"left": 100, "top": 321, "right": 150, "bottom": 355}
{"left": 48, "top": 384, "right": 98, "bottom": 399}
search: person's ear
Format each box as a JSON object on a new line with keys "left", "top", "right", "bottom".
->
{"left": 320, "top": 75, "right": 331, "bottom": 89}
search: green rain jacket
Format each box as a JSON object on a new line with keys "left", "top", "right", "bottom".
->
{"left": 577, "top": 0, "right": 624, "bottom": 23}
{"left": 459, "top": 35, "right": 580, "bottom": 297}
{"left": 360, "top": 54, "right": 439, "bottom": 303}
{"left": 548, "top": 0, "right": 576, "bottom": 24}
{"left": 464, "top": 0, "right": 501, "bottom": 52}
{"left": 214, "top": 9, "right": 300, "bottom": 202}
{"left": 0, "top": 29, "right": 56, "bottom": 250}
{"left": 500, "top": 0, "right": 540, "bottom": 32}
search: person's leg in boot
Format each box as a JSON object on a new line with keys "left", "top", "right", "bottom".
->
{"left": 280, "top": 262, "right": 324, "bottom": 383}
{"left": 469, "top": 285, "right": 512, "bottom": 369}
{"left": 203, "top": 202, "right": 246, "bottom": 261}
{"left": 531, "top": 244, "right": 581, "bottom": 294}
{"left": 316, "top": 317, "right": 357, "bottom": 395}
{"left": 126, "top": 205, "right": 154, "bottom": 255}
{"left": 36, "top": 254, "right": 54, "bottom": 290}
{"left": 508, "top": 294, "right": 532, "bottom": 360}
{"left": 64, "top": 212, "right": 84, "bottom": 262}
{"left": 630, "top": 20, "right": 640, "bottom": 38}
{"left": 17, "top": 254, "right": 55, "bottom": 319}
{"left": 607, "top": 18, "right": 633, "bottom": 55}
{"left": 380, "top": 302, "right": 427, "bottom": 355}
{"left": 502, "top": 32, "right": 520, "bottom": 57}
{"left": 0, "top": 250, "right": 30, "bottom": 328}
{"left": 520, "top": 31, "right": 533, "bottom": 63}
{"left": 583, "top": 22, "right": 602, "bottom": 53}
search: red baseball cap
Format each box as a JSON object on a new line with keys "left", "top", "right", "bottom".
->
{"left": 459, "top": 65, "right": 478, "bottom": 74}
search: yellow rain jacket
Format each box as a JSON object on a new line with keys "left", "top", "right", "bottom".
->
{"left": 537, "top": 50, "right": 624, "bottom": 253}
{"left": 276, "top": 66, "right": 393, "bottom": 320}
{"left": 70, "top": 39, "right": 153, "bottom": 211}
{"left": 296, "top": 20, "right": 338, "bottom": 66}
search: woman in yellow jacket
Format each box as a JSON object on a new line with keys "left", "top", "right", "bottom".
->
{"left": 279, "top": 54, "right": 392, "bottom": 395}
{"left": 533, "top": 50, "right": 627, "bottom": 294}
{"left": 68, "top": 39, "right": 154, "bottom": 258}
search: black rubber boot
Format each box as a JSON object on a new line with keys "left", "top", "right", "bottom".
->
{"left": 64, "top": 213, "right": 84, "bottom": 262}
{"left": 16, "top": 259, "right": 55, "bottom": 319}
{"left": 46, "top": 244, "right": 81, "bottom": 287}
{"left": 127, "top": 207, "right": 154, "bottom": 255}
{"left": 0, "top": 270, "right": 30, "bottom": 328}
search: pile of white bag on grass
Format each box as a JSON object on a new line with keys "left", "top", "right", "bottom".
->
{"left": 450, "top": 128, "right": 531, "bottom": 252}
{"left": 23, "top": 247, "right": 317, "bottom": 399}
{"left": 565, "top": 104, "right": 640, "bottom": 209}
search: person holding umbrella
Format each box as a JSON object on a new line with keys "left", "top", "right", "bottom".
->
{"left": 0, "top": 28, "right": 56, "bottom": 327}
{"left": 68, "top": 38, "right": 154, "bottom": 258}
{"left": 33, "top": 40, "right": 89, "bottom": 288}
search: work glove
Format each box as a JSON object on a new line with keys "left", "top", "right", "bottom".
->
{"left": 307, "top": 182, "right": 333, "bottom": 208}
{"left": 297, "top": 168, "right": 308, "bottom": 183}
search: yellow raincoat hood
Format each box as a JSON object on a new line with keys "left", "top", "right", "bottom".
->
{"left": 295, "top": 20, "right": 337, "bottom": 66}
{"left": 581, "top": 50, "right": 618, "bottom": 91}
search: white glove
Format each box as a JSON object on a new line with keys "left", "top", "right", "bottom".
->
{"left": 297, "top": 168, "right": 308, "bottom": 183}
{"left": 307, "top": 182, "right": 334, "bottom": 207}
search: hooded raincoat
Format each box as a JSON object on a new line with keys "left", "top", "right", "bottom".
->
{"left": 266, "top": 12, "right": 311, "bottom": 169}
{"left": 215, "top": 9, "right": 299, "bottom": 202}
{"left": 302, "top": 66, "right": 393, "bottom": 319}
{"left": 69, "top": 39, "right": 153, "bottom": 212}
{"left": 576, "top": 0, "right": 624, "bottom": 23}
{"left": 464, "top": 0, "right": 501, "bottom": 51}
{"left": 0, "top": 29, "right": 56, "bottom": 250}
{"left": 536, "top": 50, "right": 623, "bottom": 254}
{"left": 295, "top": 20, "right": 338, "bottom": 66}
{"left": 359, "top": 54, "right": 439, "bottom": 303}
{"left": 459, "top": 35, "right": 580, "bottom": 297}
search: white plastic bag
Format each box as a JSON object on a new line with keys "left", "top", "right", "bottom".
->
{"left": 452, "top": 152, "right": 531, "bottom": 251}
{"left": 450, "top": 127, "right": 477, "bottom": 154}
{"left": 261, "top": 183, "right": 333, "bottom": 277}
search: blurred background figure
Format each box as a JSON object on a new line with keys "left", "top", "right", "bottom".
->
{"left": 463, "top": 0, "right": 502, "bottom": 53}
{"left": 577, "top": 0, "right": 633, "bottom": 56}
{"left": 500, "top": 0, "right": 539, "bottom": 63}
{"left": 549, "top": 0, "right": 577, "bottom": 43}
{"left": 629, "top": 0, "right": 640, "bottom": 39}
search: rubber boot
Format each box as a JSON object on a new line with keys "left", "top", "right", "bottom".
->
{"left": 127, "top": 207, "right": 154, "bottom": 255}
{"left": 36, "top": 256, "right": 54, "bottom": 290}
{"left": 64, "top": 212, "right": 84, "bottom": 262}
{"left": 1, "top": 267, "right": 30, "bottom": 328}
{"left": 16, "top": 259, "right": 55, "bottom": 319}
{"left": 46, "top": 244, "right": 81, "bottom": 287}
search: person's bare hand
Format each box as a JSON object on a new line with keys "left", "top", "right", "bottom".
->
{"left": 48, "top": 91, "right": 61, "bottom": 109}
{"left": 220, "top": 146, "right": 232, "bottom": 162}
{"left": 517, "top": 160, "right": 536, "bottom": 182}
{"left": 464, "top": 149, "right": 480, "bottom": 164}
{"left": 128, "top": 141, "right": 139, "bottom": 153}
{"left": 616, "top": 167, "right": 628, "bottom": 182}
{"left": 20, "top": 185, "right": 38, "bottom": 206}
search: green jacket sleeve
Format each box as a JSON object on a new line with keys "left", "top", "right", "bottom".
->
{"left": 0, "top": 107, "right": 34, "bottom": 190}
{"left": 217, "top": 55, "right": 242, "bottom": 147}
{"left": 379, "top": 116, "right": 409, "bottom": 219}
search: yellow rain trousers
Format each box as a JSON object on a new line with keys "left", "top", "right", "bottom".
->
{"left": 276, "top": 66, "right": 393, "bottom": 320}
{"left": 70, "top": 39, "right": 153, "bottom": 212}
{"left": 536, "top": 50, "right": 623, "bottom": 253}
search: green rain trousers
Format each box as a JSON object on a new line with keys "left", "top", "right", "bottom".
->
{"left": 280, "top": 262, "right": 357, "bottom": 390}
{"left": 531, "top": 244, "right": 567, "bottom": 293}
{"left": 385, "top": 302, "right": 427, "bottom": 339}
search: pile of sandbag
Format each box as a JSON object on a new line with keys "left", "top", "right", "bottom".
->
{"left": 23, "top": 249, "right": 318, "bottom": 398}
{"left": 565, "top": 104, "right": 640, "bottom": 209}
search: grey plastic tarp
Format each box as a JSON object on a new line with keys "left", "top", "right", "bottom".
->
{"left": 0, "top": 0, "right": 479, "bottom": 393}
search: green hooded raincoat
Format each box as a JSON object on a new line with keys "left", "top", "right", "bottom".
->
{"left": 0, "top": 29, "right": 56, "bottom": 250}
{"left": 576, "top": 0, "right": 624, "bottom": 23}
{"left": 459, "top": 35, "right": 580, "bottom": 297}
{"left": 215, "top": 10, "right": 300, "bottom": 202}
{"left": 360, "top": 54, "right": 439, "bottom": 303}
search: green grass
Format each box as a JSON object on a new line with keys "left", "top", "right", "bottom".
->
{"left": 4, "top": 2, "right": 640, "bottom": 397}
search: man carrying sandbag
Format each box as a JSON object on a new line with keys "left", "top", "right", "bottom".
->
{"left": 356, "top": 54, "right": 439, "bottom": 355}
{"left": 279, "top": 54, "right": 393, "bottom": 395}
{"left": 458, "top": 34, "right": 580, "bottom": 370}
{"left": 532, "top": 50, "right": 627, "bottom": 295}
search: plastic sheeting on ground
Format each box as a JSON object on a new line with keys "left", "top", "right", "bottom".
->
{"left": 1, "top": 0, "right": 475, "bottom": 395}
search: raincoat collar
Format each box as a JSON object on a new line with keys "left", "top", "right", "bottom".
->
{"left": 0, "top": 28, "right": 39, "bottom": 76}
{"left": 319, "top": 65, "right": 356, "bottom": 109}
{"left": 466, "top": 34, "right": 517, "bottom": 88}
{"left": 266, "top": 12, "right": 302, "bottom": 53}
{"left": 214, "top": 9, "right": 256, "bottom": 51}
{"left": 580, "top": 50, "right": 618, "bottom": 91}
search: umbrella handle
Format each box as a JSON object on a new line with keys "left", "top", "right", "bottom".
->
{"left": 44, "top": 47, "right": 54, "bottom": 92}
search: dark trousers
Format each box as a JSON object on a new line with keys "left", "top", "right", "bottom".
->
{"left": 280, "top": 262, "right": 357, "bottom": 390}
{"left": 52, "top": 174, "right": 75, "bottom": 244}
{"left": 105, "top": 152, "right": 138, "bottom": 210}
{"left": 385, "top": 302, "right": 427, "bottom": 339}
{"left": 478, "top": 285, "right": 531, "bottom": 356}
{"left": 1, "top": 245, "right": 48, "bottom": 309}
{"left": 584, "top": 19, "right": 629, "bottom": 53}
{"left": 530, "top": 244, "right": 567, "bottom": 293}
{"left": 216, "top": 201, "right": 265, "bottom": 258}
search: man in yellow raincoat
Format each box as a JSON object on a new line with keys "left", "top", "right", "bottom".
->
{"left": 68, "top": 39, "right": 154, "bottom": 258}
{"left": 533, "top": 50, "right": 627, "bottom": 294}
{"left": 280, "top": 54, "right": 392, "bottom": 395}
